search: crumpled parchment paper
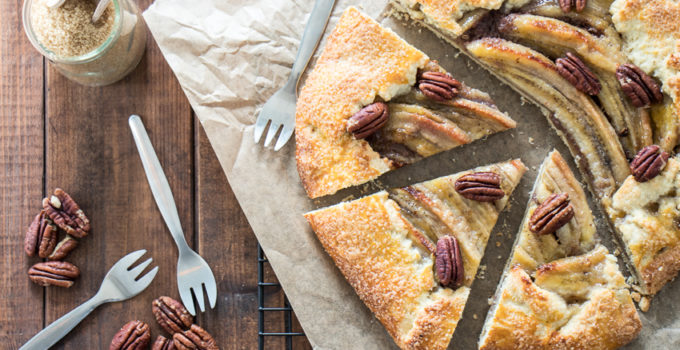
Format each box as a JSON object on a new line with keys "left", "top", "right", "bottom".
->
{"left": 143, "top": 0, "right": 680, "bottom": 348}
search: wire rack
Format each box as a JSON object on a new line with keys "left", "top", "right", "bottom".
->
{"left": 258, "top": 244, "right": 306, "bottom": 349}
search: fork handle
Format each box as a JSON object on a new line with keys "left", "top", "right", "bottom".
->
{"left": 20, "top": 297, "right": 102, "bottom": 350}
{"left": 129, "top": 115, "right": 191, "bottom": 254}
{"left": 287, "top": 0, "right": 335, "bottom": 92}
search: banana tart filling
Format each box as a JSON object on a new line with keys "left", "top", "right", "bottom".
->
{"left": 478, "top": 151, "right": 641, "bottom": 349}
{"left": 295, "top": 7, "right": 516, "bottom": 198}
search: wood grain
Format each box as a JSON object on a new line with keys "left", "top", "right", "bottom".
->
{"left": 0, "top": 0, "right": 46, "bottom": 347}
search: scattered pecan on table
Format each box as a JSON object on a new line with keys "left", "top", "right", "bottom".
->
{"left": 110, "top": 320, "right": 151, "bottom": 350}
{"left": 173, "top": 324, "right": 219, "bottom": 350}
{"left": 153, "top": 296, "right": 194, "bottom": 335}
{"left": 43, "top": 188, "right": 91, "bottom": 238}
{"left": 28, "top": 261, "right": 80, "bottom": 288}
{"left": 24, "top": 210, "right": 58, "bottom": 258}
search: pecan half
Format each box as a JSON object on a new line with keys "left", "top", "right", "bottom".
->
{"left": 24, "top": 210, "right": 58, "bottom": 258}
{"left": 529, "top": 193, "right": 575, "bottom": 236}
{"left": 110, "top": 320, "right": 151, "bottom": 350}
{"left": 347, "top": 102, "right": 389, "bottom": 139}
{"left": 28, "top": 261, "right": 80, "bottom": 288}
{"left": 153, "top": 296, "right": 194, "bottom": 335}
{"left": 173, "top": 324, "right": 218, "bottom": 350}
{"left": 559, "top": 0, "right": 586, "bottom": 12}
{"left": 417, "top": 71, "right": 461, "bottom": 102}
{"left": 616, "top": 64, "right": 663, "bottom": 108}
{"left": 454, "top": 172, "right": 504, "bottom": 202}
{"left": 43, "top": 188, "right": 90, "bottom": 238}
{"left": 48, "top": 235, "right": 79, "bottom": 261}
{"left": 152, "top": 336, "right": 176, "bottom": 350}
{"left": 630, "top": 145, "right": 669, "bottom": 182}
{"left": 435, "top": 235, "right": 464, "bottom": 289}
{"left": 556, "top": 53, "right": 601, "bottom": 95}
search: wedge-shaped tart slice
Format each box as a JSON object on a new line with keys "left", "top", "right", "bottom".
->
{"left": 391, "top": 0, "right": 679, "bottom": 203}
{"left": 610, "top": 155, "right": 680, "bottom": 296}
{"left": 296, "top": 7, "right": 516, "bottom": 198}
{"left": 305, "top": 159, "right": 526, "bottom": 350}
{"left": 479, "top": 151, "right": 641, "bottom": 349}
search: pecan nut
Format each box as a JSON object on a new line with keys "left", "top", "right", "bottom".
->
{"left": 347, "top": 102, "right": 389, "bottom": 139}
{"left": 559, "top": 0, "right": 586, "bottom": 12}
{"left": 435, "top": 235, "right": 464, "bottom": 289}
{"left": 173, "top": 324, "right": 218, "bottom": 350}
{"left": 48, "top": 235, "right": 79, "bottom": 261}
{"left": 630, "top": 145, "right": 669, "bottom": 182}
{"left": 454, "top": 172, "right": 505, "bottom": 202}
{"left": 556, "top": 53, "right": 601, "bottom": 95}
{"left": 28, "top": 261, "right": 80, "bottom": 288}
{"left": 417, "top": 71, "right": 461, "bottom": 102}
{"left": 153, "top": 296, "right": 194, "bottom": 334}
{"left": 529, "top": 193, "right": 575, "bottom": 236}
{"left": 110, "top": 320, "right": 151, "bottom": 350}
{"left": 43, "top": 188, "right": 90, "bottom": 238}
{"left": 152, "top": 336, "right": 176, "bottom": 350}
{"left": 24, "top": 210, "right": 58, "bottom": 258}
{"left": 616, "top": 64, "right": 663, "bottom": 108}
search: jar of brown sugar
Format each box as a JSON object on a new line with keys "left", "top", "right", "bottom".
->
{"left": 23, "top": 0, "right": 147, "bottom": 86}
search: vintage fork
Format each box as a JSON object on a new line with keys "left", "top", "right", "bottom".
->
{"left": 20, "top": 250, "right": 158, "bottom": 350}
{"left": 129, "top": 115, "right": 217, "bottom": 315}
{"left": 253, "top": 0, "right": 335, "bottom": 151}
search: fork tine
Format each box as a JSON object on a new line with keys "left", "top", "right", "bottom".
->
{"left": 128, "top": 258, "right": 153, "bottom": 279}
{"left": 253, "top": 115, "right": 270, "bottom": 143}
{"left": 205, "top": 275, "right": 217, "bottom": 309}
{"left": 135, "top": 266, "right": 159, "bottom": 290}
{"left": 264, "top": 122, "right": 281, "bottom": 147}
{"left": 274, "top": 122, "right": 294, "bottom": 151}
{"left": 179, "top": 285, "right": 196, "bottom": 316}
{"left": 193, "top": 286, "right": 206, "bottom": 313}
{"left": 116, "top": 250, "right": 147, "bottom": 269}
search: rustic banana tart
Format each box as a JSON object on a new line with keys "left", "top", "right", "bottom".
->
{"left": 390, "top": 0, "right": 680, "bottom": 296}
{"left": 479, "top": 151, "right": 641, "bottom": 349}
{"left": 295, "top": 7, "right": 516, "bottom": 199}
{"left": 305, "top": 159, "right": 526, "bottom": 350}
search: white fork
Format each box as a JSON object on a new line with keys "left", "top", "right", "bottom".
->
{"left": 129, "top": 115, "right": 217, "bottom": 315}
{"left": 253, "top": 0, "right": 336, "bottom": 151}
{"left": 20, "top": 250, "right": 158, "bottom": 350}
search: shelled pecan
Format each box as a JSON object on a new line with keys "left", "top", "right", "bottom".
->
{"left": 110, "top": 320, "right": 151, "bottom": 350}
{"left": 173, "top": 324, "right": 218, "bottom": 350}
{"left": 153, "top": 296, "right": 194, "bottom": 335}
{"left": 417, "top": 71, "right": 461, "bottom": 102}
{"left": 43, "top": 188, "right": 90, "bottom": 238}
{"left": 630, "top": 145, "right": 669, "bottom": 182}
{"left": 435, "top": 235, "right": 464, "bottom": 289}
{"left": 347, "top": 102, "right": 389, "bottom": 139}
{"left": 24, "top": 210, "right": 58, "bottom": 258}
{"left": 28, "top": 261, "right": 80, "bottom": 288}
{"left": 152, "top": 336, "right": 176, "bottom": 350}
{"left": 559, "top": 0, "right": 586, "bottom": 12}
{"left": 616, "top": 64, "right": 663, "bottom": 108}
{"left": 529, "top": 193, "right": 574, "bottom": 236}
{"left": 454, "top": 172, "right": 504, "bottom": 202}
{"left": 48, "top": 235, "right": 79, "bottom": 261}
{"left": 556, "top": 53, "right": 601, "bottom": 95}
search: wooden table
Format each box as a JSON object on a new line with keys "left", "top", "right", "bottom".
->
{"left": 1, "top": 0, "right": 311, "bottom": 348}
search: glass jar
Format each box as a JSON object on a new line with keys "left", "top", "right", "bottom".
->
{"left": 23, "top": 0, "right": 147, "bottom": 86}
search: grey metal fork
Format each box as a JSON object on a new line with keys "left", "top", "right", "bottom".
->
{"left": 20, "top": 250, "right": 158, "bottom": 350}
{"left": 129, "top": 115, "right": 217, "bottom": 315}
{"left": 253, "top": 0, "right": 336, "bottom": 151}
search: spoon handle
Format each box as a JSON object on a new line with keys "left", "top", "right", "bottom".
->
{"left": 92, "top": 0, "right": 112, "bottom": 23}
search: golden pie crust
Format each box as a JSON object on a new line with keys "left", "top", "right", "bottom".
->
{"left": 305, "top": 159, "right": 526, "bottom": 350}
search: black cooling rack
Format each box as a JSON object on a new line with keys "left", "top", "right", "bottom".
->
{"left": 258, "top": 244, "right": 306, "bottom": 349}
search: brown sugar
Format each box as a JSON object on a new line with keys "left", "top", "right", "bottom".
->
{"left": 30, "top": 0, "right": 115, "bottom": 57}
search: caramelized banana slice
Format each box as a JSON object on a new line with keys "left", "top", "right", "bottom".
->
{"left": 650, "top": 99, "right": 680, "bottom": 151}
{"left": 466, "top": 38, "right": 629, "bottom": 202}
{"left": 500, "top": 14, "right": 652, "bottom": 157}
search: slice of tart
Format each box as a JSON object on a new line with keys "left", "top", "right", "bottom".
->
{"left": 610, "top": 150, "right": 680, "bottom": 296}
{"left": 296, "top": 7, "right": 517, "bottom": 198}
{"left": 478, "top": 150, "right": 641, "bottom": 349}
{"left": 390, "top": 0, "right": 678, "bottom": 204}
{"left": 305, "top": 159, "right": 526, "bottom": 350}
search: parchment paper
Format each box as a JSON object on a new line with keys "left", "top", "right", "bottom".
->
{"left": 142, "top": 1, "right": 680, "bottom": 348}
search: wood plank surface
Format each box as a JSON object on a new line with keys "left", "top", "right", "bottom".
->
{"left": 2, "top": 0, "right": 312, "bottom": 348}
{"left": 0, "top": 0, "right": 46, "bottom": 348}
